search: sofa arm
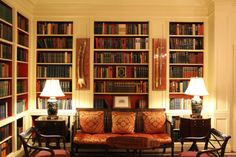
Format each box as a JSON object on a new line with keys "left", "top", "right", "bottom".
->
{"left": 166, "top": 119, "right": 174, "bottom": 141}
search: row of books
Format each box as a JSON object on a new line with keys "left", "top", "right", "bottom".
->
{"left": 0, "top": 102, "right": 8, "bottom": 120}
{"left": 0, "top": 63, "right": 10, "bottom": 77}
{"left": 0, "top": 139, "right": 12, "bottom": 157}
{"left": 0, "top": 124, "right": 10, "bottom": 141}
{"left": 18, "top": 32, "right": 29, "bottom": 47}
{"left": 37, "top": 37, "right": 73, "bottom": 49}
{"left": 170, "top": 23, "right": 204, "bottom": 35}
{"left": 37, "top": 80, "right": 72, "bottom": 92}
{"left": 94, "top": 98, "right": 108, "bottom": 109}
{"left": 16, "top": 99, "right": 26, "bottom": 114}
{"left": 17, "top": 47, "right": 28, "bottom": 62}
{"left": 94, "top": 37, "right": 149, "bottom": 49}
{"left": 136, "top": 99, "right": 148, "bottom": 109}
{"left": 94, "top": 66, "right": 148, "bottom": 78}
{"left": 172, "top": 116, "right": 180, "bottom": 129}
{"left": 94, "top": 22, "right": 149, "bottom": 35}
{"left": 0, "top": 43, "right": 12, "bottom": 59}
{"left": 17, "top": 126, "right": 23, "bottom": 150}
{"left": 169, "top": 98, "right": 191, "bottom": 110}
{"left": 95, "top": 81, "right": 148, "bottom": 93}
{"left": 0, "top": 1, "right": 12, "bottom": 23}
{"left": 0, "top": 81, "right": 10, "bottom": 97}
{"left": 17, "top": 13, "right": 29, "bottom": 32}
{"left": 17, "top": 80, "right": 27, "bottom": 94}
{"left": 169, "top": 80, "right": 189, "bottom": 93}
{"left": 169, "top": 38, "right": 203, "bottom": 50}
{"left": 169, "top": 66, "right": 203, "bottom": 78}
{"left": 170, "top": 52, "right": 203, "bottom": 64}
{"left": 37, "top": 52, "right": 72, "bottom": 63}
{"left": 37, "top": 98, "right": 72, "bottom": 110}
{"left": 0, "top": 23, "right": 12, "bottom": 41}
{"left": 37, "top": 65, "right": 72, "bottom": 78}
{"left": 37, "top": 22, "right": 73, "bottom": 35}
{"left": 94, "top": 52, "right": 148, "bottom": 63}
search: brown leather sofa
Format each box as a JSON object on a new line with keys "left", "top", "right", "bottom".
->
{"left": 71, "top": 108, "right": 174, "bottom": 156}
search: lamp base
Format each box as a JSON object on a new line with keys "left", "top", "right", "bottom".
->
{"left": 190, "top": 114, "right": 202, "bottom": 119}
{"left": 47, "top": 102, "right": 58, "bottom": 118}
{"left": 47, "top": 115, "right": 59, "bottom": 120}
{"left": 191, "top": 99, "right": 202, "bottom": 118}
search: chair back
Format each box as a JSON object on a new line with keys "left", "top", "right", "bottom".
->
{"left": 18, "top": 127, "right": 41, "bottom": 157}
{"left": 205, "top": 128, "right": 231, "bottom": 157}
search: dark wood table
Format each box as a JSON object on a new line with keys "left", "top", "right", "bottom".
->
{"left": 34, "top": 116, "right": 69, "bottom": 148}
{"left": 107, "top": 136, "right": 160, "bottom": 157}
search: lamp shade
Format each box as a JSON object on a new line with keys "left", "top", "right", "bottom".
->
{"left": 40, "top": 80, "right": 65, "bottom": 97}
{"left": 185, "top": 77, "right": 208, "bottom": 96}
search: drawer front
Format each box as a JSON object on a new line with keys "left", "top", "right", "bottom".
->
{"left": 35, "top": 121, "right": 66, "bottom": 135}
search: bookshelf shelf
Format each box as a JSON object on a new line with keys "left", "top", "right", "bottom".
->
{"left": 36, "top": 21, "right": 73, "bottom": 110}
{"left": 93, "top": 21, "right": 149, "bottom": 109}
{"left": 0, "top": 5, "right": 13, "bottom": 153}
{"left": 168, "top": 21, "right": 204, "bottom": 111}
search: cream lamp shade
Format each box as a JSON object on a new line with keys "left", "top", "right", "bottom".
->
{"left": 185, "top": 77, "right": 208, "bottom": 97}
{"left": 40, "top": 79, "right": 65, "bottom": 102}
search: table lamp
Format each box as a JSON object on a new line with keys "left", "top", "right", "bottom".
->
{"left": 185, "top": 77, "right": 208, "bottom": 118}
{"left": 40, "top": 79, "right": 65, "bottom": 119}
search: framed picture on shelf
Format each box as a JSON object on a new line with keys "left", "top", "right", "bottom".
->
{"left": 116, "top": 66, "right": 126, "bottom": 78}
{"left": 114, "top": 96, "right": 130, "bottom": 108}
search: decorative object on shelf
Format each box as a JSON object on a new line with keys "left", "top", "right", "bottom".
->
{"left": 116, "top": 66, "right": 126, "bottom": 78}
{"left": 76, "top": 38, "right": 90, "bottom": 90}
{"left": 152, "top": 38, "right": 167, "bottom": 90}
{"left": 185, "top": 77, "right": 208, "bottom": 118}
{"left": 40, "top": 80, "right": 65, "bottom": 119}
{"left": 114, "top": 96, "right": 130, "bottom": 108}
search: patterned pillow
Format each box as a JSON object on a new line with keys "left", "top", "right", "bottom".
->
{"left": 79, "top": 111, "right": 104, "bottom": 134}
{"left": 112, "top": 112, "right": 136, "bottom": 134}
{"left": 142, "top": 111, "right": 166, "bottom": 133}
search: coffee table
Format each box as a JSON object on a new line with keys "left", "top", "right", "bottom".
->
{"left": 106, "top": 136, "right": 160, "bottom": 157}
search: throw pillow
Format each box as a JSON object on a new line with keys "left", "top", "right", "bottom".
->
{"left": 142, "top": 111, "right": 166, "bottom": 133}
{"left": 112, "top": 111, "right": 135, "bottom": 134}
{"left": 79, "top": 111, "right": 104, "bottom": 134}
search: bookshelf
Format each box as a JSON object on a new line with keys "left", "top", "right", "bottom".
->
{"left": 17, "top": 13, "right": 29, "bottom": 114}
{"left": 168, "top": 22, "right": 204, "bottom": 110}
{"left": 36, "top": 21, "right": 73, "bottom": 110}
{"left": 0, "top": 1, "right": 13, "bottom": 156}
{"left": 93, "top": 21, "right": 149, "bottom": 109}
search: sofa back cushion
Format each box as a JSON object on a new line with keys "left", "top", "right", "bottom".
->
{"left": 111, "top": 111, "right": 135, "bottom": 134}
{"left": 142, "top": 111, "right": 166, "bottom": 133}
{"left": 79, "top": 111, "right": 104, "bottom": 134}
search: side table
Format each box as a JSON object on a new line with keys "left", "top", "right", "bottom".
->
{"left": 34, "top": 116, "right": 69, "bottom": 148}
{"left": 179, "top": 117, "right": 211, "bottom": 151}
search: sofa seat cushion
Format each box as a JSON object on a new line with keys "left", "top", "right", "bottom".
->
{"left": 179, "top": 151, "right": 212, "bottom": 157}
{"left": 121, "top": 133, "right": 153, "bottom": 139}
{"left": 152, "top": 134, "right": 172, "bottom": 144}
{"left": 73, "top": 133, "right": 120, "bottom": 145}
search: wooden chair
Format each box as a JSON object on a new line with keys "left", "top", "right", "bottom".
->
{"left": 18, "top": 127, "right": 70, "bottom": 157}
{"left": 179, "top": 128, "right": 231, "bottom": 157}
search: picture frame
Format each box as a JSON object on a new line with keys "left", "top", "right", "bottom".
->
{"left": 114, "top": 96, "right": 130, "bottom": 108}
{"left": 116, "top": 66, "right": 126, "bottom": 78}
